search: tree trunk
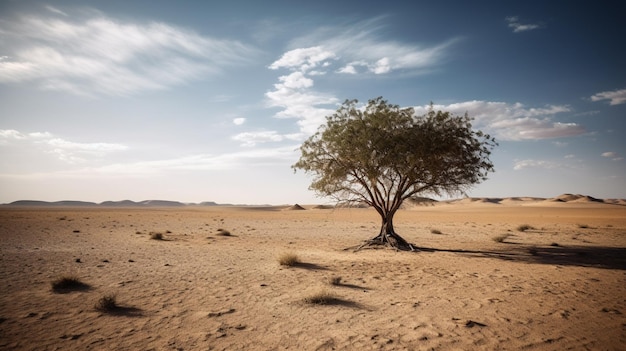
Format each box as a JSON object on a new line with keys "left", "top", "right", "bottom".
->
{"left": 356, "top": 211, "right": 416, "bottom": 251}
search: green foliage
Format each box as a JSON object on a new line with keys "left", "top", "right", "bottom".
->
{"left": 293, "top": 97, "right": 497, "bottom": 219}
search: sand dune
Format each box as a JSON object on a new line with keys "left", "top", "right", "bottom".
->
{"left": 0, "top": 198, "right": 624, "bottom": 350}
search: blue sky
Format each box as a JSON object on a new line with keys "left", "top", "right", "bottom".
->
{"left": 1, "top": 0, "right": 625, "bottom": 204}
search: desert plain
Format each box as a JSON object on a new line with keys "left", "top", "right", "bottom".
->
{"left": 0, "top": 194, "right": 625, "bottom": 350}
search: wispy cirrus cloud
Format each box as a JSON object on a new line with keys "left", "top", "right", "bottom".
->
{"left": 506, "top": 16, "right": 541, "bottom": 33}
{"left": 232, "top": 131, "right": 302, "bottom": 147}
{"left": 0, "top": 7, "right": 259, "bottom": 96}
{"left": 288, "top": 17, "right": 458, "bottom": 75}
{"left": 414, "top": 101, "right": 585, "bottom": 141}
{"left": 513, "top": 159, "right": 562, "bottom": 171}
{"left": 590, "top": 88, "right": 626, "bottom": 105}
{"left": 1, "top": 127, "right": 299, "bottom": 176}
{"left": 0, "top": 129, "right": 127, "bottom": 164}
{"left": 3, "top": 146, "right": 299, "bottom": 179}
{"left": 262, "top": 18, "right": 459, "bottom": 142}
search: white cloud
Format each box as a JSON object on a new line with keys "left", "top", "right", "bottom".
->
{"left": 268, "top": 46, "right": 336, "bottom": 73}
{"left": 602, "top": 152, "right": 617, "bottom": 158}
{"left": 265, "top": 50, "right": 339, "bottom": 136}
{"left": 260, "top": 19, "right": 460, "bottom": 140}
{"left": 278, "top": 72, "right": 314, "bottom": 89}
{"left": 0, "top": 129, "right": 127, "bottom": 163}
{"left": 506, "top": 16, "right": 540, "bottom": 33}
{"left": 513, "top": 159, "right": 561, "bottom": 171}
{"left": 12, "top": 146, "right": 300, "bottom": 178}
{"left": 44, "top": 5, "right": 68, "bottom": 16}
{"left": 590, "top": 88, "right": 626, "bottom": 105}
{"left": 232, "top": 131, "right": 302, "bottom": 147}
{"left": 602, "top": 151, "right": 623, "bottom": 161}
{"left": 0, "top": 8, "right": 259, "bottom": 96}
{"left": 413, "top": 101, "right": 585, "bottom": 141}
{"left": 290, "top": 18, "right": 458, "bottom": 75}
{"left": 233, "top": 117, "right": 246, "bottom": 125}
{"left": 337, "top": 64, "right": 358, "bottom": 74}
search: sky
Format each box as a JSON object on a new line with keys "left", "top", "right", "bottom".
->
{"left": 1, "top": 0, "right": 625, "bottom": 204}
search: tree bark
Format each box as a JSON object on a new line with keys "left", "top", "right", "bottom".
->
{"left": 355, "top": 211, "right": 416, "bottom": 251}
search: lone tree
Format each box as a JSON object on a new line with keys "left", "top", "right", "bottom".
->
{"left": 293, "top": 97, "right": 497, "bottom": 251}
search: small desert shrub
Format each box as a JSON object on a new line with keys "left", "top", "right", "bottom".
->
{"left": 492, "top": 234, "right": 511, "bottom": 243}
{"left": 516, "top": 224, "right": 535, "bottom": 232}
{"left": 328, "top": 276, "right": 342, "bottom": 286}
{"left": 51, "top": 275, "right": 90, "bottom": 293}
{"left": 216, "top": 228, "right": 231, "bottom": 236}
{"left": 278, "top": 252, "right": 300, "bottom": 266}
{"left": 95, "top": 294, "right": 118, "bottom": 312}
{"left": 303, "top": 289, "right": 338, "bottom": 305}
{"left": 150, "top": 232, "right": 164, "bottom": 240}
{"left": 430, "top": 229, "right": 442, "bottom": 235}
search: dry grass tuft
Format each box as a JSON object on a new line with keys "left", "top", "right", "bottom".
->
{"left": 150, "top": 232, "right": 164, "bottom": 240}
{"left": 278, "top": 252, "right": 300, "bottom": 266}
{"left": 216, "top": 228, "right": 231, "bottom": 236}
{"left": 516, "top": 224, "right": 535, "bottom": 232}
{"left": 493, "top": 234, "right": 511, "bottom": 243}
{"left": 303, "top": 289, "right": 339, "bottom": 305}
{"left": 328, "top": 276, "right": 342, "bottom": 286}
{"left": 51, "top": 275, "right": 90, "bottom": 293}
{"left": 95, "top": 294, "right": 118, "bottom": 312}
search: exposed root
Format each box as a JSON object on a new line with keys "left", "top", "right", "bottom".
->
{"left": 348, "top": 233, "right": 417, "bottom": 252}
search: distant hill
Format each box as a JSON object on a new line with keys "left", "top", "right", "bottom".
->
{"left": 7, "top": 199, "right": 200, "bottom": 207}
{"left": 8, "top": 200, "right": 99, "bottom": 207}
{"left": 3, "top": 194, "right": 623, "bottom": 207}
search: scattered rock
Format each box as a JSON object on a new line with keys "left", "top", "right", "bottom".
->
{"left": 208, "top": 308, "right": 236, "bottom": 317}
{"left": 465, "top": 320, "right": 487, "bottom": 328}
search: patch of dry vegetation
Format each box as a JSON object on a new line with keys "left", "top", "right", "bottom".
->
{"left": 94, "top": 294, "right": 118, "bottom": 312}
{"left": 516, "top": 224, "right": 535, "bottom": 232}
{"left": 150, "top": 232, "right": 164, "bottom": 240}
{"left": 216, "top": 228, "right": 231, "bottom": 236}
{"left": 278, "top": 252, "right": 300, "bottom": 266}
{"left": 51, "top": 275, "right": 90, "bottom": 293}
{"left": 302, "top": 289, "right": 339, "bottom": 305}
{"left": 328, "top": 276, "right": 342, "bottom": 286}
{"left": 493, "top": 234, "right": 511, "bottom": 243}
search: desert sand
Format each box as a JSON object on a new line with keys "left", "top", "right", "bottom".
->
{"left": 1, "top": 196, "right": 625, "bottom": 350}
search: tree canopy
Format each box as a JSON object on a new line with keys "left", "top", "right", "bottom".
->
{"left": 293, "top": 97, "right": 497, "bottom": 250}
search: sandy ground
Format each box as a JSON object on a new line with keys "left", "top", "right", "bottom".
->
{"left": 1, "top": 199, "right": 625, "bottom": 350}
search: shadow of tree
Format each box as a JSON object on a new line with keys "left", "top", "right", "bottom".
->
{"left": 413, "top": 245, "right": 626, "bottom": 270}
{"left": 291, "top": 262, "right": 330, "bottom": 270}
{"left": 100, "top": 306, "right": 144, "bottom": 317}
{"left": 304, "top": 297, "right": 369, "bottom": 310}
{"left": 335, "top": 282, "right": 371, "bottom": 291}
